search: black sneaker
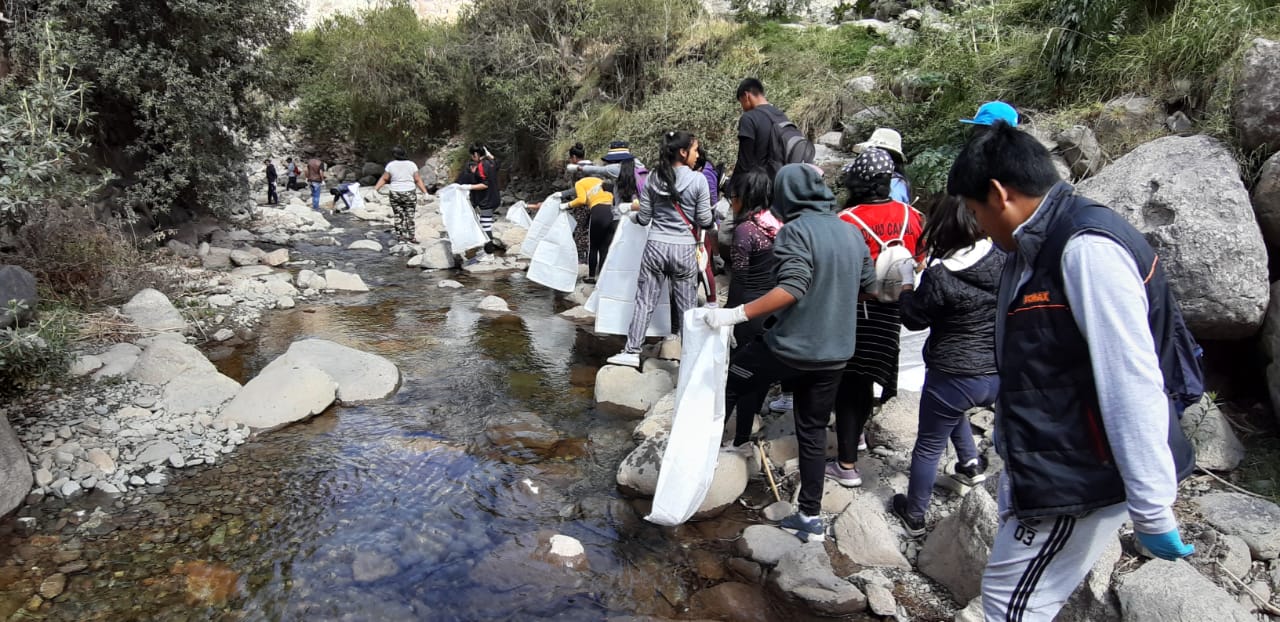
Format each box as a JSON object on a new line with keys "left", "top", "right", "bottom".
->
{"left": 951, "top": 455, "right": 989, "bottom": 487}
{"left": 891, "top": 494, "right": 926, "bottom": 538}
{"left": 779, "top": 512, "right": 825, "bottom": 543}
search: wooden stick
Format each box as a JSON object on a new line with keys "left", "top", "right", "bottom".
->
{"left": 1216, "top": 560, "right": 1280, "bottom": 616}
{"left": 1196, "top": 466, "right": 1272, "bottom": 501}
{"left": 756, "top": 440, "right": 782, "bottom": 504}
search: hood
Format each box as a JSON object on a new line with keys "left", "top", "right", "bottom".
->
{"left": 949, "top": 241, "right": 1007, "bottom": 292}
{"left": 650, "top": 165, "right": 702, "bottom": 196}
{"left": 773, "top": 163, "right": 835, "bottom": 222}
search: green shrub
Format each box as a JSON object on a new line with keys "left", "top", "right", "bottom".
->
{"left": 0, "top": 303, "right": 75, "bottom": 397}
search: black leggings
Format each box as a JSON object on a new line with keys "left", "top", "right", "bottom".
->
{"left": 588, "top": 205, "right": 616, "bottom": 278}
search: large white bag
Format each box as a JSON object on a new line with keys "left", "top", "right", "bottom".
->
{"left": 527, "top": 209, "right": 579, "bottom": 293}
{"left": 344, "top": 182, "right": 366, "bottom": 212}
{"left": 646, "top": 307, "right": 731, "bottom": 526}
{"left": 506, "top": 201, "right": 533, "bottom": 228}
{"left": 518, "top": 194, "right": 562, "bottom": 258}
{"left": 585, "top": 217, "right": 673, "bottom": 337}
{"left": 438, "top": 185, "right": 488, "bottom": 252}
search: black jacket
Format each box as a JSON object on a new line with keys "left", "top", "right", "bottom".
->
{"left": 900, "top": 243, "right": 1005, "bottom": 376}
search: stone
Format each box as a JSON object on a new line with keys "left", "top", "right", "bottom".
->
{"left": 1165, "top": 111, "right": 1193, "bottom": 134}
{"left": 1117, "top": 559, "right": 1255, "bottom": 622}
{"left": 1179, "top": 396, "right": 1244, "bottom": 471}
{"left": 92, "top": 342, "right": 142, "bottom": 380}
{"left": 1076, "top": 135, "right": 1268, "bottom": 339}
{"left": 1221, "top": 534, "right": 1253, "bottom": 580}
{"left": 38, "top": 573, "right": 66, "bottom": 599}
{"left": 616, "top": 434, "right": 666, "bottom": 497}
{"left": 86, "top": 448, "right": 116, "bottom": 475}
{"left": 771, "top": 541, "right": 867, "bottom": 616}
{"left": 213, "top": 328, "right": 235, "bottom": 342}
{"left": 864, "top": 391, "right": 919, "bottom": 453}
{"left": 0, "top": 415, "right": 33, "bottom": 516}
{"left": 1254, "top": 153, "right": 1280, "bottom": 252}
{"left": 352, "top": 551, "right": 399, "bottom": 583}
{"left": 1095, "top": 94, "right": 1164, "bottom": 138}
{"left": 486, "top": 412, "right": 561, "bottom": 452}
{"left": 1195, "top": 492, "right": 1280, "bottom": 559}
{"left": 692, "top": 450, "right": 749, "bottom": 519}
{"left": 229, "top": 249, "right": 259, "bottom": 267}
{"left": 866, "top": 583, "right": 896, "bottom": 616}
{"left": 762, "top": 501, "right": 792, "bottom": 522}
{"left": 122, "top": 288, "right": 189, "bottom": 333}
{"left": 137, "top": 440, "right": 180, "bottom": 465}
{"left": 595, "top": 365, "right": 675, "bottom": 417}
{"left": 262, "top": 248, "right": 290, "bottom": 266}
{"left": 217, "top": 359, "right": 337, "bottom": 431}
{"left": 536, "top": 534, "right": 589, "bottom": 570}
{"left": 0, "top": 265, "right": 38, "bottom": 328}
{"left": 559, "top": 306, "right": 594, "bottom": 321}
{"left": 1057, "top": 533, "right": 1122, "bottom": 622}
{"left": 918, "top": 487, "right": 998, "bottom": 602}
{"left": 201, "top": 247, "right": 232, "bottom": 269}
{"left": 68, "top": 354, "right": 104, "bottom": 376}
{"left": 1055, "top": 125, "right": 1104, "bottom": 179}
{"left": 438, "top": 280, "right": 463, "bottom": 289}
{"left": 128, "top": 340, "right": 217, "bottom": 386}
{"left": 272, "top": 339, "right": 400, "bottom": 402}
{"left": 633, "top": 391, "right": 675, "bottom": 443}
{"left": 296, "top": 269, "right": 326, "bottom": 290}
{"left": 207, "top": 294, "right": 235, "bottom": 307}
{"left": 688, "top": 582, "right": 773, "bottom": 622}
{"left": 276, "top": 296, "right": 295, "bottom": 309}
{"left": 737, "top": 525, "right": 802, "bottom": 566}
{"left": 322, "top": 269, "right": 370, "bottom": 292}
{"left": 347, "top": 239, "right": 383, "bottom": 252}
{"left": 34, "top": 468, "right": 53, "bottom": 487}
{"left": 955, "top": 596, "right": 985, "bottom": 622}
{"left": 232, "top": 265, "right": 273, "bottom": 279}
{"left": 477, "top": 296, "right": 510, "bottom": 312}
{"left": 162, "top": 370, "right": 241, "bottom": 414}
{"left": 817, "top": 131, "right": 844, "bottom": 150}
{"left": 1234, "top": 38, "right": 1280, "bottom": 152}
{"left": 412, "top": 239, "right": 455, "bottom": 270}
{"left": 833, "top": 494, "right": 911, "bottom": 570}
{"left": 56, "top": 479, "right": 80, "bottom": 499}
{"left": 175, "top": 560, "right": 240, "bottom": 605}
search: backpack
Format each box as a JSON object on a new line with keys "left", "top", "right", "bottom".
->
{"left": 769, "top": 119, "right": 816, "bottom": 176}
{"left": 843, "top": 205, "right": 915, "bottom": 303}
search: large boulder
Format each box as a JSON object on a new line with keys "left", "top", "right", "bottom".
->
{"left": 1094, "top": 94, "right": 1163, "bottom": 138}
{"left": 1195, "top": 492, "right": 1280, "bottom": 560}
{"left": 1057, "top": 533, "right": 1122, "bottom": 622}
{"left": 1234, "top": 38, "right": 1280, "bottom": 153}
{"left": 1116, "top": 559, "right": 1255, "bottom": 622}
{"left": 864, "top": 391, "right": 919, "bottom": 453}
{"left": 833, "top": 494, "right": 911, "bottom": 570}
{"left": 161, "top": 370, "right": 241, "bottom": 414}
{"left": 0, "top": 265, "right": 38, "bottom": 329}
{"left": 1075, "top": 135, "right": 1268, "bottom": 339}
{"left": 409, "top": 240, "right": 454, "bottom": 270}
{"left": 0, "top": 415, "right": 33, "bottom": 517}
{"left": 122, "top": 288, "right": 189, "bottom": 333}
{"left": 1253, "top": 152, "right": 1280, "bottom": 251}
{"left": 632, "top": 391, "right": 675, "bottom": 443}
{"left": 737, "top": 525, "right": 803, "bottom": 566}
{"left": 128, "top": 339, "right": 216, "bottom": 386}
{"left": 692, "top": 450, "right": 750, "bottom": 519}
{"left": 918, "top": 487, "right": 999, "bottom": 603}
{"left": 273, "top": 339, "right": 400, "bottom": 402}
{"left": 361, "top": 161, "right": 386, "bottom": 180}
{"left": 1179, "top": 395, "right": 1244, "bottom": 471}
{"left": 217, "top": 359, "right": 337, "bottom": 431}
{"left": 595, "top": 365, "right": 675, "bottom": 417}
{"left": 1055, "top": 125, "right": 1104, "bottom": 180}
{"left": 616, "top": 433, "right": 666, "bottom": 497}
{"left": 770, "top": 542, "right": 867, "bottom": 616}
{"left": 323, "top": 270, "right": 370, "bottom": 293}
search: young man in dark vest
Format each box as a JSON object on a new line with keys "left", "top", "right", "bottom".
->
{"left": 948, "top": 121, "right": 1198, "bottom": 621}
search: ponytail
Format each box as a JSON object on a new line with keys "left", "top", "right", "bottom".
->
{"left": 655, "top": 130, "right": 695, "bottom": 195}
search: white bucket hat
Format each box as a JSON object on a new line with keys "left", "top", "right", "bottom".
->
{"left": 855, "top": 128, "right": 905, "bottom": 163}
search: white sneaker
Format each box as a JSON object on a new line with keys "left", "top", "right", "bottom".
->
{"left": 769, "top": 393, "right": 794, "bottom": 413}
{"left": 858, "top": 433, "right": 868, "bottom": 451}
{"left": 606, "top": 351, "right": 640, "bottom": 368}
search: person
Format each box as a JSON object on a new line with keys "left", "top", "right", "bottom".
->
{"left": 264, "top": 159, "right": 279, "bottom": 205}
{"left": 709, "top": 163, "right": 875, "bottom": 542}
{"left": 565, "top": 176, "right": 612, "bottom": 275}
{"left": 695, "top": 146, "right": 723, "bottom": 303}
{"left": 605, "top": 131, "right": 713, "bottom": 369}
{"left": 456, "top": 144, "right": 501, "bottom": 261}
{"left": 733, "top": 78, "right": 796, "bottom": 181}
{"left": 575, "top": 142, "right": 645, "bottom": 280}
{"left": 306, "top": 156, "right": 325, "bottom": 211}
{"left": 948, "top": 121, "right": 1197, "bottom": 621}
{"left": 375, "top": 146, "right": 429, "bottom": 243}
{"left": 888, "top": 196, "right": 1006, "bottom": 537}
{"left": 285, "top": 157, "right": 301, "bottom": 191}
{"left": 568, "top": 142, "right": 592, "bottom": 167}
{"left": 329, "top": 182, "right": 354, "bottom": 212}
{"left": 960, "top": 100, "right": 1019, "bottom": 128}
{"left": 827, "top": 147, "right": 925, "bottom": 488}
{"left": 856, "top": 128, "right": 912, "bottom": 205}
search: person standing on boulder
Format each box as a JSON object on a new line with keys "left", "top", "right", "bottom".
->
{"left": 456, "top": 144, "right": 501, "bottom": 262}
{"left": 375, "top": 146, "right": 429, "bottom": 243}
{"left": 264, "top": 159, "right": 279, "bottom": 205}
{"left": 306, "top": 156, "right": 325, "bottom": 211}
{"left": 949, "top": 121, "right": 1199, "bottom": 621}
{"left": 708, "top": 163, "right": 875, "bottom": 543}
{"left": 733, "top": 78, "right": 794, "bottom": 180}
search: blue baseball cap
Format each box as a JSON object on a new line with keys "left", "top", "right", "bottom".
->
{"left": 960, "top": 101, "right": 1019, "bottom": 127}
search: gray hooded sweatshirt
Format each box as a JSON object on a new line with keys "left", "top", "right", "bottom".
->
{"left": 765, "top": 164, "right": 876, "bottom": 368}
{"left": 637, "top": 166, "right": 713, "bottom": 246}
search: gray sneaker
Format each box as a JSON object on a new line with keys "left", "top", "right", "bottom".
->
{"left": 824, "top": 461, "right": 862, "bottom": 487}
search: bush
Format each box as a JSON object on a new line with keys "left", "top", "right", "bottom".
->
{"left": 0, "top": 303, "right": 75, "bottom": 397}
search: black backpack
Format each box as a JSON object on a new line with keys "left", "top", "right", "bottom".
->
{"left": 769, "top": 119, "right": 815, "bottom": 176}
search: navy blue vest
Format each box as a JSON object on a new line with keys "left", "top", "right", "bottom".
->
{"left": 998, "top": 192, "right": 1196, "bottom": 518}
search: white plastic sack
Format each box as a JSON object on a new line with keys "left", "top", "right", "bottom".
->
{"left": 518, "top": 194, "right": 562, "bottom": 258}
{"left": 438, "top": 184, "right": 488, "bottom": 253}
{"left": 646, "top": 308, "right": 731, "bottom": 526}
{"left": 585, "top": 217, "right": 672, "bottom": 337}
{"left": 527, "top": 209, "right": 579, "bottom": 293}
{"left": 506, "top": 201, "right": 533, "bottom": 228}
{"left": 344, "top": 182, "right": 365, "bottom": 212}
{"left": 898, "top": 326, "right": 928, "bottom": 393}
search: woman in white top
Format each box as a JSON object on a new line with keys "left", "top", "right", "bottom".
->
{"left": 375, "top": 146, "right": 429, "bottom": 242}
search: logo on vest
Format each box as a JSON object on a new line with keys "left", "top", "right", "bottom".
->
{"left": 1022, "top": 291, "right": 1051, "bottom": 305}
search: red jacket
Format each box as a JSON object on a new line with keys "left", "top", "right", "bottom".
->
{"left": 838, "top": 200, "right": 925, "bottom": 262}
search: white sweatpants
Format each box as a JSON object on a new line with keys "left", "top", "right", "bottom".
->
{"left": 981, "top": 474, "right": 1127, "bottom": 622}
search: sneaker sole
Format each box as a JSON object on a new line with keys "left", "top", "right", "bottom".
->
{"left": 950, "top": 473, "right": 988, "bottom": 487}
{"left": 769, "top": 405, "right": 792, "bottom": 413}
{"left": 825, "top": 474, "right": 862, "bottom": 488}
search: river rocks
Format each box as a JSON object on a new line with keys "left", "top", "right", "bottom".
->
{"left": 68, "top": 354, "right": 103, "bottom": 377}
{"left": 136, "top": 440, "right": 181, "bottom": 465}
{"left": 174, "top": 560, "right": 241, "bottom": 605}
{"left": 1116, "top": 559, "right": 1255, "bottom": 622}
{"left": 128, "top": 340, "right": 217, "bottom": 386}
{"left": 296, "top": 269, "right": 327, "bottom": 290}
{"left": 122, "top": 288, "right": 189, "bottom": 334}
{"left": 833, "top": 494, "right": 911, "bottom": 569}
{"left": 1254, "top": 153, "right": 1280, "bottom": 251}
{"left": 559, "top": 306, "right": 594, "bottom": 321}
{"left": 486, "top": 412, "right": 562, "bottom": 452}
{"left": 595, "top": 365, "right": 675, "bottom": 417}
{"left": 38, "top": 573, "right": 66, "bottom": 599}
{"left": 263, "top": 248, "right": 290, "bottom": 266}
{"left": 0, "top": 415, "right": 33, "bottom": 516}
{"left": 352, "top": 551, "right": 400, "bottom": 583}
{"left": 1234, "top": 38, "right": 1280, "bottom": 152}
{"left": 161, "top": 370, "right": 241, "bottom": 414}
{"left": 217, "top": 360, "right": 337, "bottom": 431}
{"left": 323, "top": 269, "right": 370, "bottom": 292}
{"left": 0, "top": 265, "right": 38, "bottom": 329}
{"left": 918, "top": 486, "right": 998, "bottom": 602}
{"left": 617, "top": 434, "right": 666, "bottom": 497}
{"left": 771, "top": 541, "right": 867, "bottom": 616}
{"left": 633, "top": 391, "right": 675, "bottom": 443}
{"left": 477, "top": 296, "right": 510, "bottom": 312}
{"left": 93, "top": 343, "right": 142, "bottom": 380}
{"left": 737, "top": 525, "right": 802, "bottom": 566}
{"left": 1195, "top": 492, "right": 1280, "bottom": 560}
{"left": 410, "top": 240, "right": 454, "bottom": 270}
{"left": 692, "top": 450, "right": 750, "bottom": 519}
{"left": 1179, "top": 396, "right": 1244, "bottom": 471}
{"left": 348, "top": 240, "right": 384, "bottom": 252}
{"left": 492, "top": 222, "right": 527, "bottom": 250}
{"left": 1095, "top": 94, "right": 1163, "bottom": 138}
{"left": 438, "top": 280, "right": 463, "bottom": 289}
{"left": 1055, "top": 125, "right": 1103, "bottom": 179}
{"left": 864, "top": 391, "right": 919, "bottom": 453}
{"left": 533, "top": 534, "right": 589, "bottom": 570}
{"left": 1075, "top": 135, "right": 1268, "bottom": 339}
{"left": 1220, "top": 533, "right": 1253, "bottom": 580}
{"left": 274, "top": 339, "right": 400, "bottom": 402}
{"left": 86, "top": 448, "right": 116, "bottom": 475}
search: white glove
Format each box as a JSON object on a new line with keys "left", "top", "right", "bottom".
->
{"left": 704, "top": 306, "right": 748, "bottom": 329}
{"left": 459, "top": 184, "right": 473, "bottom": 191}
{"left": 565, "top": 163, "right": 579, "bottom": 173}
{"left": 896, "top": 261, "right": 916, "bottom": 288}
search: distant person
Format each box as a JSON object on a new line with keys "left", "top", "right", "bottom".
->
{"left": 856, "top": 128, "right": 912, "bottom": 205}
{"left": 948, "top": 121, "right": 1200, "bottom": 621}
{"left": 329, "top": 182, "right": 354, "bottom": 212}
{"left": 733, "top": 78, "right": 798, "bottom": 182}
{"left": 889, "top": 196, "right": 1005, "bottom": 537}
{"left": 960, "top": 100, "right": 1019, "bottom": 130}
{"left": 264, "top": 159, "right": 279, "bottom": 205}
{"left": 306, "top": 156, "right": 325, "bottom": 211}
{"left": 285, "top": 157, "right": 301, "bottom": 191}
{"left": 375, "top": 146, "right": 429, "bottom": 243}
{"left": 695, "top": 145, "right": 723, "bottom": 302}
{"left": 457, "top": 144, "right": 501, "bottom": 262}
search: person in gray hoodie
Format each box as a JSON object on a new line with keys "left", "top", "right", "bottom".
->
{"left": 606, "top": 131, "right": 714, "bottom": 368}
{"left": 707, "top": 163, "right": 875, "bottom": 543}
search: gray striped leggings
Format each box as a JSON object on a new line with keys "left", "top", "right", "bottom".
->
{"left": 624, "top": 240, "right": 698, "bottom": 353}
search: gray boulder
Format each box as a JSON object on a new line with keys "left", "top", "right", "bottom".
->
{"left": 477, "top": 296, "right": 510, "bottom": 312}
{"left": 616, "top": 433, "right": 666, "bottom": 497}
{"left": 1253, "top": 152, "right": 1280, "bottom": 251}
{"left": 1179, "top": 395, "right": 1244, "bottom": 471}
{"left": 1055, "top": 125, "right": 1104, "bottom": 179}
{"left": 833, "top": 494, "right": 911, "bottom": 569}
{"left": 347, "top": 240, "right": 384, "bottom": 253}
{"left": 691, "top": 450, "right": 749, "bottom": 519}
{"left": 361, "top": 162, "right": 385, "bottom": 180}
{"left": 161, "top": 370, "right": 242, "bottom": 414}
{"left": 274, "top": 339, "right": 400, "bottom": 402}
{"left": 323, "top": 269, "right": 370, "bottom": 292}
{"left": 92, "top": 342, "right": 142, "bottom": 380}
{"left": 229, "top": 249, "right": 260, "bottom": 267}
{"left": 737, "top": 524, "right": 802, "bottom": 566}
{"left": 122, "top": 288, "right": 189, "bottom": 333}
{"left": 1234, "top": 38, "right": 1280, "bottom": 152}
{"left": 1195, "top": 492, "right": 1280, "bottom": 560}
{"left": 1095, "top": 94, "right": 1163, "bottom": 138}
{"left": 128, "top": 339, "right": 216, "bottom": 386}
{"left": 864, "top": 391, "right": 919, "bottom": 453}
{"left": 1075, "top": 135, "right": 1268, "bottom": 339}
{"left": 918, "top": 487, "right": 999, "bottom": 603}
{"left": 633, "top": 391, "right": 675, "bottom": 443}
{"left": 595, "top": 365, "right": 675, "bottom": 417}
{"left": 771, "top": 541, "right": 867, "bottom": 616}
{"left": 1116, "top": 559, "right": 1255, "bottom": 622}
{"left": 217, "top": 359, "right": 337, "bottom": 431}
{"left": 0, "top": 415, "right": 32, "bottom": 517}
{"left": 0, "top": 265, "right": 38, "bottom": 329}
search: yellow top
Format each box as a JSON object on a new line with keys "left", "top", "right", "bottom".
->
{"left": 568, "top": 177, "right": 613, "bottom": 210}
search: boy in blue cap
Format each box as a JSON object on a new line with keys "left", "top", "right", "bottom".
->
{"left": 961, "top": 101, "right": 1020, "bottom": 128}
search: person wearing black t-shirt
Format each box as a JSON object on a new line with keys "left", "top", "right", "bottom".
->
{"left": 456, "top": 144, "right": 502, "bottom": 261}
{"left": 733, "top": 78, "right": 794, "bottom": 184}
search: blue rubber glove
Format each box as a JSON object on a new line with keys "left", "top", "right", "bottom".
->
{"left": 1136, "top": 529, "right": 1195, "bottom": 560}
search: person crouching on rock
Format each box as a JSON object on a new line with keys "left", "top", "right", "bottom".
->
{"left": 605, "top": 131, "right": 713, "bottom": 369}
{"left": 375, "top": 146, "right": 429, "bottom": 243}
{"left": 705, "top": 163, "right": 876, "bottom": 543}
